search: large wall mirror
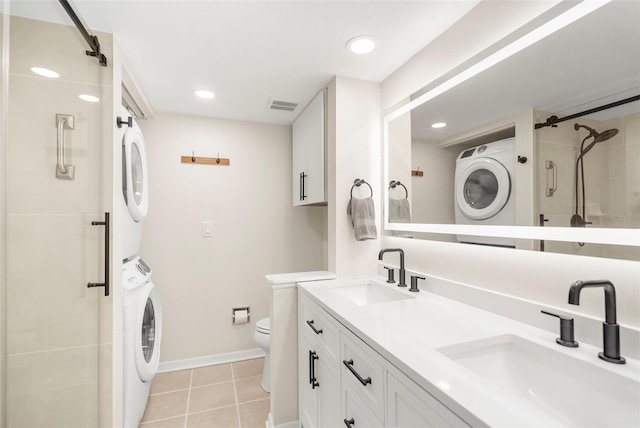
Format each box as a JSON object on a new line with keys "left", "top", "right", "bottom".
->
{"left": 384, "top": 0, "right": 640, "bottom": 260}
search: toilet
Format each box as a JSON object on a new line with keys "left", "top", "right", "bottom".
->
{"left": 253, "top": 317, "right": 271, "bottom": 392}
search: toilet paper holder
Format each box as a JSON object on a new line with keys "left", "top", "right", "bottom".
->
{"left": 232, "top": 306, "right": 250, "bottom": 324}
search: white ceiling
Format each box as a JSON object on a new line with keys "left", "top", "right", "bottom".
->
{"left": 10, "top": 0, "right": 480, "bottom": 125}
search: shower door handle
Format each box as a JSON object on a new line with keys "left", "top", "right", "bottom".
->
{"left": 546, "top": 160, "right": 557, "bottom": 197}
{"left": 55, "top": 114, "right": 75, "bottom": 180}
{"left": 87, "top": 212, "right": 110, "bottom": 297}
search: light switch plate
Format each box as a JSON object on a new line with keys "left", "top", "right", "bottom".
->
{"left": 202, "top": 221, "right": 213, "bottom": 237}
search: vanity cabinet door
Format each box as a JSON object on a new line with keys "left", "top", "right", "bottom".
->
{"left": 387, "top": 372, "right": 468, "bottom": 428}
{"left": 299, "top": 295, "right": 341, "bottom": 428}
{"left": 299, "top": 333, "right": 319, "bottom": 428}
{"left": 292, "top": 89, "right": 326, "bottom": 206}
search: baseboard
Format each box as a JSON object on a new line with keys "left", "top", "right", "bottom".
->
{"left": 158, "top": 348, "right": 265, "bottom": 373}
{"left": 266, "top": 413, "right": 298, "bottom": 428}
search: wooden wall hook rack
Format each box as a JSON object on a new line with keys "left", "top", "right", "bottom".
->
{"left": 181, "top": 152, "right": 230, "bottom": 166}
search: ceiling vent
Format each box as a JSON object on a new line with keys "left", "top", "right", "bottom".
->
{"left": 268, "top": 99, "right": 298, "bottom": 112}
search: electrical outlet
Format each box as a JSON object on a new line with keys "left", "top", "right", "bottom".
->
{"left": 202, "top": 221, "right": 213, "bottom": 237}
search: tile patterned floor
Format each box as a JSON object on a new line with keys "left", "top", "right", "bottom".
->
{"left": 140, "top": 358, "right": 269, "bottom": 428}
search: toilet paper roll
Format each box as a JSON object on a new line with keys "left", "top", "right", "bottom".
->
{"left": 234, "top": 309, "right": 249, "bottom": 324}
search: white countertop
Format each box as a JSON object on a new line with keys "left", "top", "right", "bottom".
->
{"left": 265, "top": 271, "right": 335, "bottom": 289}
{"left": 298, "top": 277, "right": 640, "bottom": 427}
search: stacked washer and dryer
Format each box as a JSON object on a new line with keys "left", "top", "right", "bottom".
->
{"left": 454, "top": 137, "right": 516, "bottom": 247}
{"left": 120, "top": 107, "right": 163, "bottom": 428}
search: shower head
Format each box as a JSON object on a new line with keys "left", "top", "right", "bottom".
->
{"left": 593, "top": 128, "right": 619, "bottom": 143}
{"left": 574, "top": 123, "right": 619, "bottom": 158}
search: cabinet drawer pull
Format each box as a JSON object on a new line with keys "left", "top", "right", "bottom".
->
{"left": 310, "top": 350, "right": 319, "bottom": 389}
{"left": 344, "top": 418, "right": 355, "bottom": 428}
{"left": 306, "top": 320, "right": 323, "bottom": 335}
{"left": 343, "top": 359, "right": 372, "bottom": 386}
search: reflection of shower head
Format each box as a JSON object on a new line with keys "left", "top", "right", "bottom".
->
{"left": 571, "top": 123, "right": 620, "bottom": 231}
{"left": 574, "top": 123, "right": 619, "bottom": 158}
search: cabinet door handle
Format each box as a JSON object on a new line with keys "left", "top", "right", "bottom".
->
{"left": 343, "top": 359, "right": 371, "bottom": 386}
{"left": 306, "top": 320, "right": 323, "bottom": 335}
{"left": 300, "top": 172, "right": 304, "bottom": 201}
{"left": 310, "top": 351, "right": 319, "bottom": 389}
{"left": 301, "top": 172, "right": 307, "bottom": 200}
{"left": 344, "top": 418, "right": 355, "bottom": 428}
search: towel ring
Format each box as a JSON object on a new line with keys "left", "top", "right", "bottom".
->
{"left": 389, "top": 180, "right": 408, "bottom": 199}
{"left": 350, "top": 178, "right": 373, "bottom": 198}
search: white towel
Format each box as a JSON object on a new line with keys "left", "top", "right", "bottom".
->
{"left": 389, "top": 198, "right": 413, "bottom": 238}
{"left": 347, "top": 197, "right": 377, "bottom": 241}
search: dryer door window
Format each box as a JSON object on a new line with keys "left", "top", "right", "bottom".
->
{"left": 131, "top": 143, "right": 144, "bottom": 206}
{"left": 135, "top": 283, "right": 163, "bottom": 382}
{"left": 463, "top": 169, "right": 499, "bottom": 209}
{"left": 456, "top": 158, "right": 510, "bottom": 220}
{"left": 141, "top": 297, "right": 156, "bottom": 363}
{"left": 123, "top": 125, "right": 149, "bottom": 222}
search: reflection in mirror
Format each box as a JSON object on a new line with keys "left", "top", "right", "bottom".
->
{"left": 384, "top": 1, "right": 640, "bottom": 260}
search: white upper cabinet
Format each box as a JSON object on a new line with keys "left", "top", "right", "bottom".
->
{"left": 293, "top": 89, "right": 326, "bottom": 206}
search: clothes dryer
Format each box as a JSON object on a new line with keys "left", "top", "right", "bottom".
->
{"left": 120, "top": 106, "right": 149, "bottom": 260}
{"left": 454, "top": 138, "right": 515, "bottom": 247}
{"left": 123, "top": 256, "right": 163, "bottom": 428}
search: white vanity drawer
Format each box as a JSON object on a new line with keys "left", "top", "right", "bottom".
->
{"left": 300, "top": 295, "right": 340, "bottom": 364}
{"left": 340, "top": 330, "right": 385, "bottom": 422}
{"left": 342, "top": 379, "right": 384, "bottom": 428}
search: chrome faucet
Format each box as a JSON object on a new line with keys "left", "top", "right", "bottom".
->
{"left": 568, "top": 279, "right": 625, "bottom": 364}
{"left": 378, "top": 248, "right": 407, "bottom": 287}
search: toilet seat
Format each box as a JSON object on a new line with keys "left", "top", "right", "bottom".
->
{"left": 256, "top": 317, "right": 270, "bottom": 334}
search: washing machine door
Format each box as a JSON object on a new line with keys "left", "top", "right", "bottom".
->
{"left": 122, "top": 118, "right": 149, "bottom": 222}
{"left": 135, "top": 282, "right": 163, "bottom": 382}
{"left": 455, "top": 158, "right": 511, "bottom": 220}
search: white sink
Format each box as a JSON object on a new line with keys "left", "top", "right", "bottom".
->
{"left": 438, "top": 334, "right": 640, "bottom": 427}
{"left": 333, "top": 282, "right": 414, "bottom": 306}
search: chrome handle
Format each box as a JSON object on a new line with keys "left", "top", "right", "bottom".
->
{"left": 344, "top": 418, "right": 355, "bottom": 428}
{"left": 546, "top": 160, "right": 557, "bottom": 197}
{"left": 55, "top": 114, "right": 75, "bottom": 180}
{"left": 306, "top": 320, "right": 323, "bottom": 335}
{"left": 343, "top": 359, "right": 371, "bottom": 386}
{"left": 87, "top": 212, "right": 110, "bottom": 297}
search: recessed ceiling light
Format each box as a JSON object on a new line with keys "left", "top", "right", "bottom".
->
{"left": 431, "top": 122, "right": 447, "bottom": 129}
{"left": 79, "top": 94, "right": 100, "bottom": 103}
{"left": 30, "top": 67, "right": 59, "bottom": 78}
{"left": 195, "top": 90, "right": 215, "bottom": 99}
{"left": 347, "top": 36, "right": 376, "bottom": 54}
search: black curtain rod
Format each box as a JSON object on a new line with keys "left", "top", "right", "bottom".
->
{"left": 535, "top": 95, "right": 640, "bottom": 129}
{"left": 58, "top": 0, "right": 107, "bottom": 66}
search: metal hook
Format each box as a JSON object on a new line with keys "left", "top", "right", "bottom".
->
{"left": 216, "top": 153, "right": 221, "bottom": 164}
{"left": 191, "top": 151, "right": 196, "bottom": 163}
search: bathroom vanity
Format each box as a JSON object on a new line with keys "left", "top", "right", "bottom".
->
{"left": 297, "top": 278, "right": 640, "bottom": 427}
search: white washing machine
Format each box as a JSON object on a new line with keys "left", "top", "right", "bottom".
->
{"left": 454, "top": 138, "right": 515, "bottom": 247}
{"left": 121, "top": 106, "right": 149, "bottom": 260}
{"left": 123, "top": 256, "right": 163, "bottom": 428}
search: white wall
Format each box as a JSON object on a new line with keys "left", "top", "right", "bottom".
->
{"left": 139, "top": 113, "right": 327, "bottom": 363}
{"left": 380, "top": 2, "right": 640, "bottom": 328}
{"left": 327, "top": 76, "right": 381, "bottom": 276}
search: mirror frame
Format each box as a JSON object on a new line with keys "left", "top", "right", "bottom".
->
{"left": 383, "top": 0, "right": 640, "bottom": 248}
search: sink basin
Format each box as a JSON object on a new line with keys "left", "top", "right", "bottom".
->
{"left": 333, "top": 282, "right": 414, "bottom": 306}
{"left": 438, "top": 334, "right": 640, "bottom": 427}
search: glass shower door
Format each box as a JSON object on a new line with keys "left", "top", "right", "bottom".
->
{"left": 3, "top": 3, "right": 111, "bottom": 426}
